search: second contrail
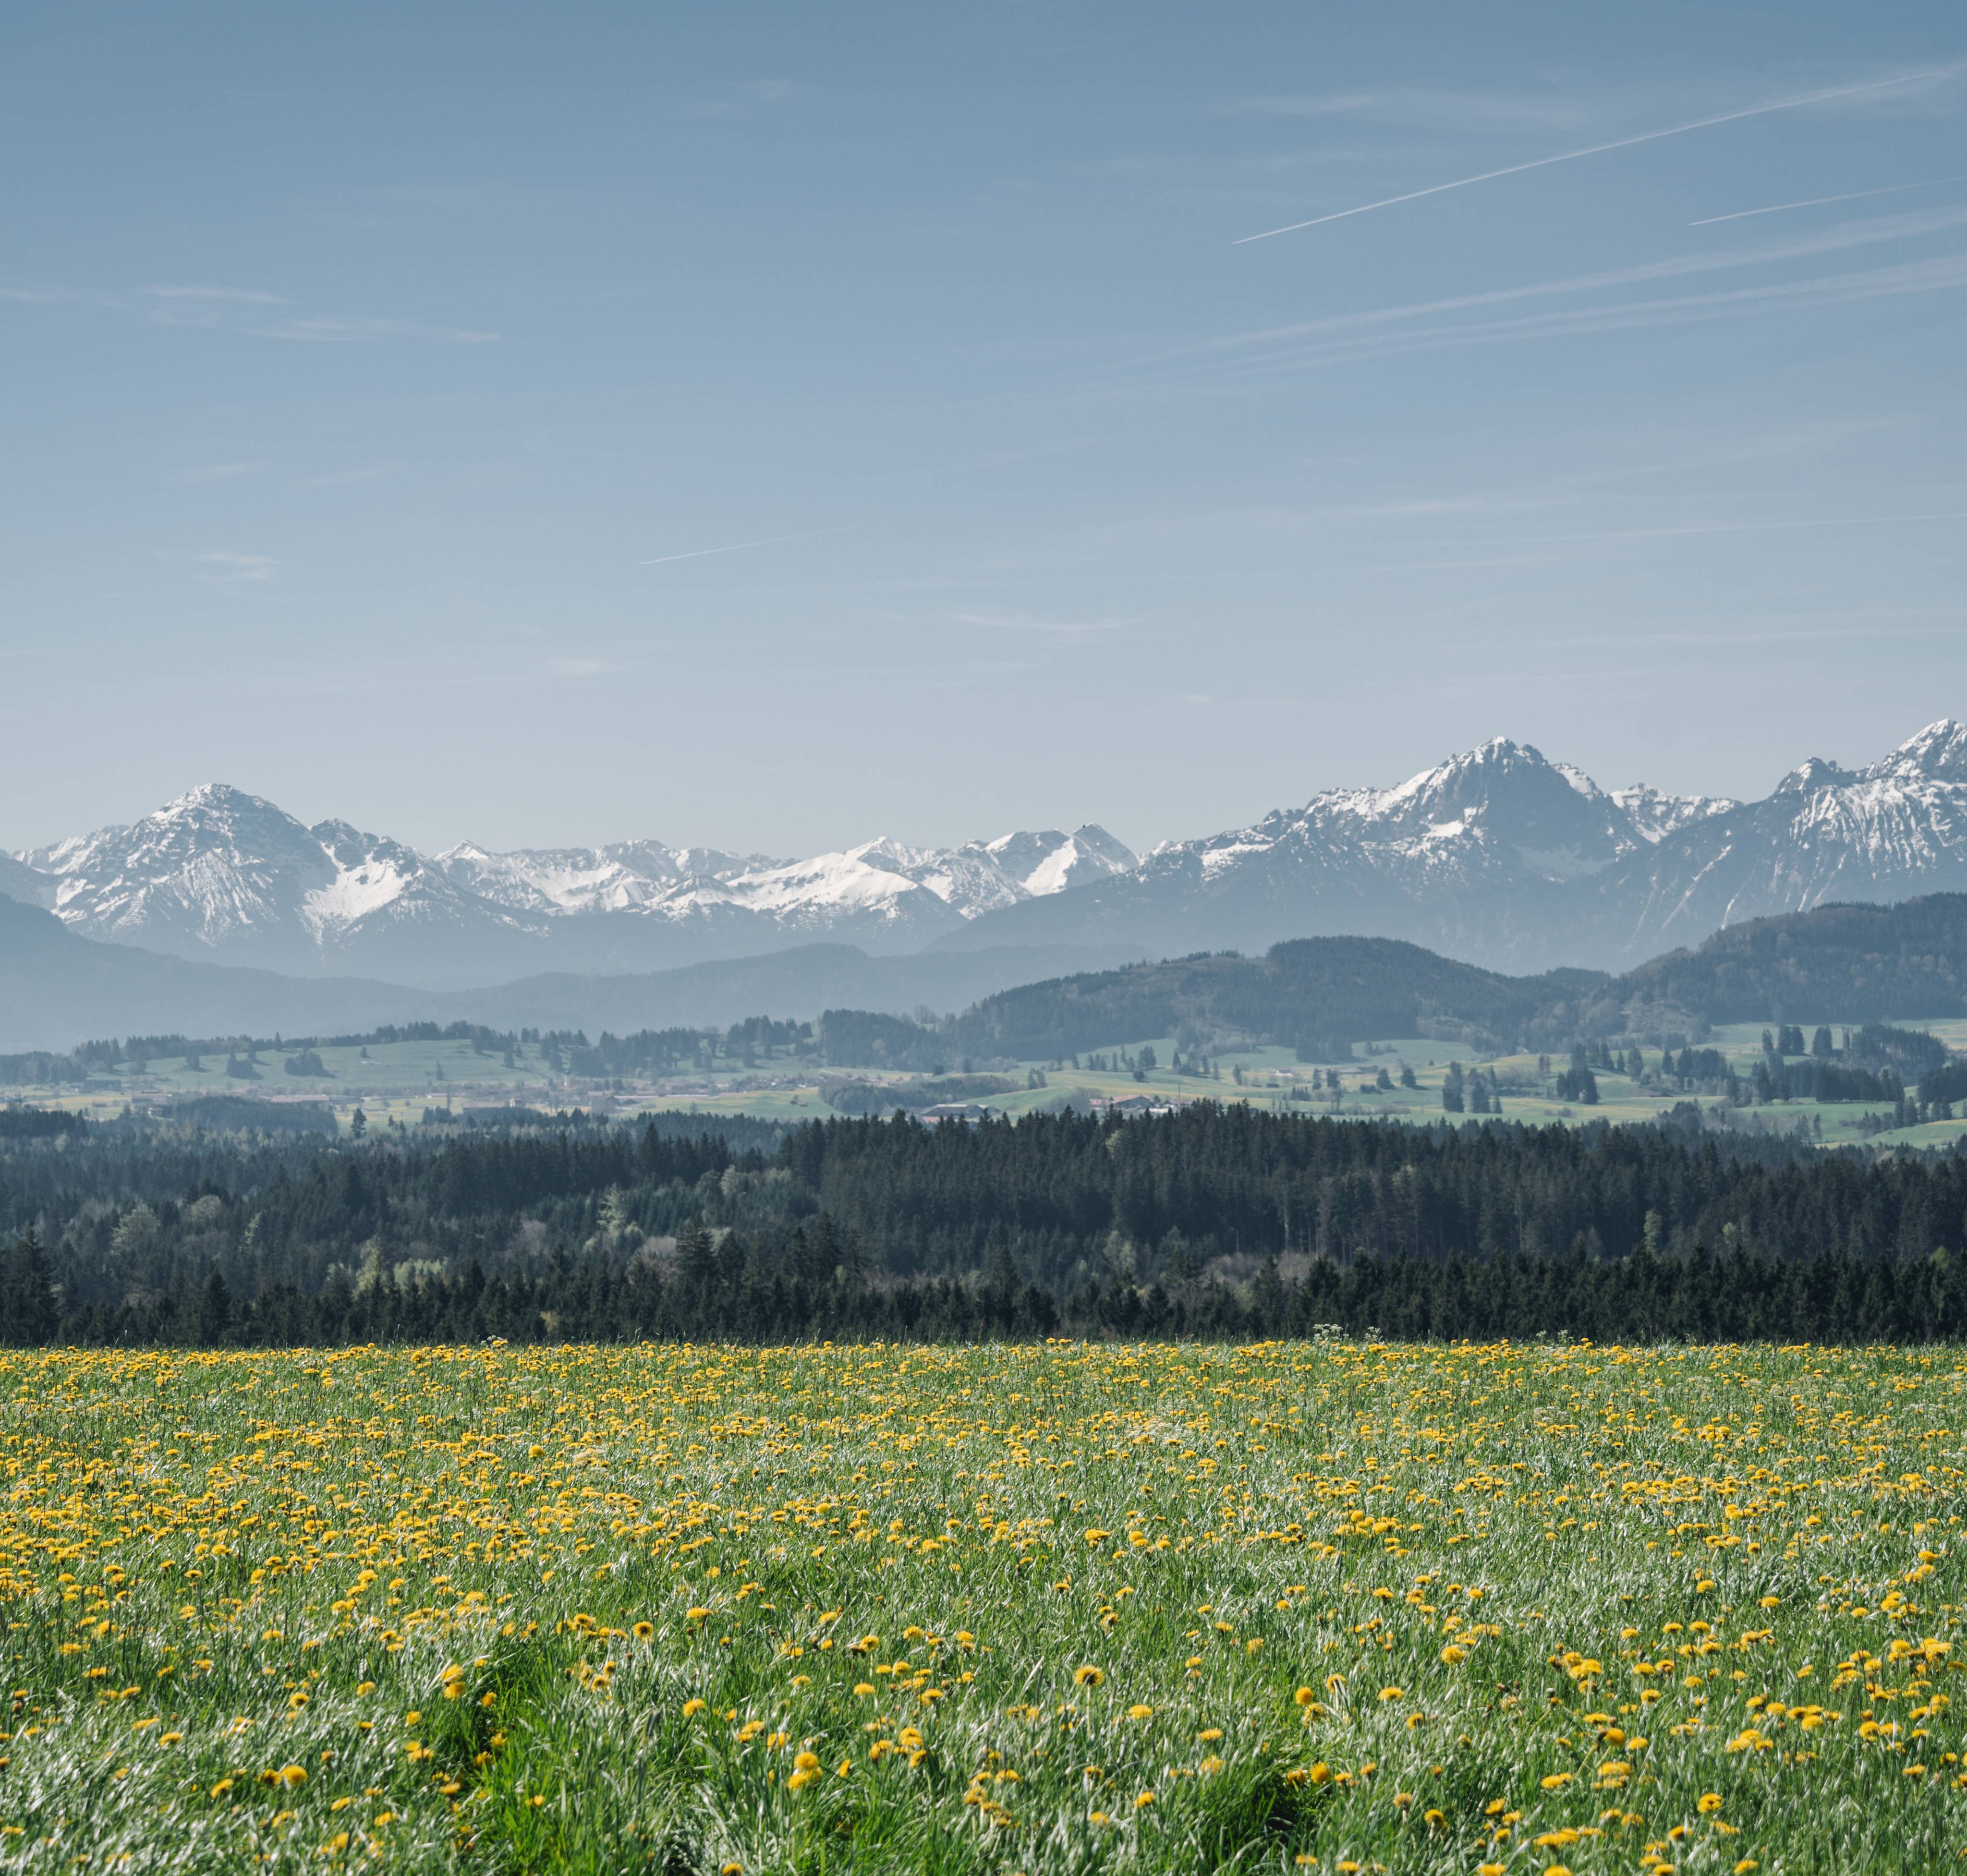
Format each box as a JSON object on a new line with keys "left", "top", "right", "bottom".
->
{"left": 1233, "top": 68, "right": 1948, "bottom": 244}
{"left": 1689, "top": 176, "right": 1964, "bottom": 224}
{"left": 639, "top": 533, "right": 816, "bottom": 567}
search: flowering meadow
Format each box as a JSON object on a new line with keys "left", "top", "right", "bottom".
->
{"left": 1, "top": 1339, "right": 1963, "bottom": 1874}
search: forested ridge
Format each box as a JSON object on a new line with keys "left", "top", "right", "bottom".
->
{"left": 828, "top": 893, "right": 1967, "bottom": 1065}
{"left": 8, "top": 1103, "right": 1967, "bottom": 1346}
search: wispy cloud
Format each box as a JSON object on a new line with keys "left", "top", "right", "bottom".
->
{"left": 290, "top": 464, "right": 399, "bottom": 489}
{"left": 1116, "top": 207, "right": 1967, "bottom": 384}
{"left": 1192, "top": 253, "right": 1967, "bottom": 377}
{"left": 0, "top": 280, "right": 496, "bottom": 343}
{"left": 954, "top": 608, "right": 1130, "bottom": 641}
{"left": 549, "top": 656, "right": 619, "bottom": 678}
{"left": 178, "top": 461, "right": 267, "bottom": 484}
{"left": 147, "top": 294, "right": 497, "bottom": 343}
{"left": 1231, "top": 89, "right": 1588, "bottom": 133}
{"left": 143, "top": 285, "right": 280, "bottom": 304}
{"left": 185, "top": 551, "right": 278, "bottom": 584}
{"left": 681, "top": 78, "right": 809, "bottom": 120}
{"left": 1234, "top": 67, "right": 1955, "bottom": 242}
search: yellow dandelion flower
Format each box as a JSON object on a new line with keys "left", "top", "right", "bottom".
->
{"left": 1074, "top": 1665, "right": 1104, "bottom": 1687}
{"left": 1127, "top": 1704, "right": 1153, "bottom": 1720}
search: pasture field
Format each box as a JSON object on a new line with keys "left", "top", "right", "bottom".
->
{"left": 7, "top": 1020, "right": 1964, "bottom": 1147}
{"left": 2, "top": 1341, "right": 1965, "bottom": 1873}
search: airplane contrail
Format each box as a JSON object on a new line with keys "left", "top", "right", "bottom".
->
{"left": 1234, "top": 69, "right": 1949, "bottom": 244}
{"left": 638, "top": 532, "right": 815, "bottom": 566}
{"left": 1690, "top": 176, "right": 1963, "bottom": 224}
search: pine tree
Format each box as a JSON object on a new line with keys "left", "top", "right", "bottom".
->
{"left": 679, "top": 1216, "right": 718, "bottom": 1288}
{"left": 4, "top": 1229, "right": 57, "bottom": 1346}
{"left": 197, "top": 1269, "right": 232, "bottom": 1345}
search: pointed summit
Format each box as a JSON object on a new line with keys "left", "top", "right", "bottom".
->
{"left": 1867, "top": 718, "right": 1967, "bottom": 782}
{"left": 1773, "top": 756, "right": 1857, "bottom": 796}
{"left": 1356, "top": 738, "right": 1633, "bottom": 877}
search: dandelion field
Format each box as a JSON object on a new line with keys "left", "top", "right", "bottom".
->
{"left": 2, "top": 1340, "right": 1964, "bottom": 1874}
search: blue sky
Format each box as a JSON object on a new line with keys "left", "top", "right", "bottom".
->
{"left": 3, "top": 1, "right": 1964, "bottom": 858}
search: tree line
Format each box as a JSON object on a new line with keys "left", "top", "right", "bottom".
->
{"left": 6, "top": 1100, "right": 1967, "bottom": 1345}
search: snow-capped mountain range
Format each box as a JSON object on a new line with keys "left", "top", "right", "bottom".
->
{"left": 5, "top": 790, "right": 1139, "bottom": 988}
{"left": 931, "top": 719, "right": 1967, "bottom": 974}
{"left": 10, "top": 720, "right": 1967, "bottom": 989}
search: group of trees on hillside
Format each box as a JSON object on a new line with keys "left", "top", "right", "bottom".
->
{"left": 0, "top": 1017, "right": 827, "bottom": 1090}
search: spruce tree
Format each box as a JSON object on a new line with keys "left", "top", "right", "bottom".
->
{"left": 4, "top": 1229, "right": 57, "bottom": 1347}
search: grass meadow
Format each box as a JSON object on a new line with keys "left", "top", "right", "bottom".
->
{"left": 22, "top": 1020, "right": 1967, "bottom": 1150}
{"left": 2, "top": 1338, "right": 1964, "bottom": 1873}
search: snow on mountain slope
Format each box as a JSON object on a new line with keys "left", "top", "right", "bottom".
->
{"left": 0, "top": 851, "right": 56, "bottom": 910}
{"left": 1593, "top": 721, "right": 1967, "bottom": 963}
{"left": 1135, "top": 738, "right": 1639, "bottom": 897}
{"left": 977, "top": 826, "right": 1139, "bottom": 896}
{"left": 938, "top": 721, "right": 1967, "bottom": 975}
{"left": 28, "top": 728, "right": 1967, "bottom": 988}
{"left": 1609, "top": 783, "right": 1737, "bottom": 843}
{"left": 435, "top": 839, "right": 779, "bottom": 915}
{"left": 436, "top": 826, "right": 1139, "bottom": 932}
{"left": 13, "top": 785, "right": 538, "bottom": 980}
{"left": 12, "top": 791, "right": 1141, "bottom": 983}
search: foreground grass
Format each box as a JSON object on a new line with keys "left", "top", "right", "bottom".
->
{"left": 1, "top": 1339, "right": 1964, "bottom": 1873}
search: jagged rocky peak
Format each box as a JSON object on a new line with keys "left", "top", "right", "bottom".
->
{"left": 29, "top": 781, "right": 318, "bottom": 873}
{"left": 1360, "top": 737, "right": 1633, "bottom": 873}
{"left": 977, "top": 826, "right": 1138, "bottom": 895}
{"left": 1773, "top": 755, "right": 1858, "bottom": 797}
{"left": 1608, "top": 782, "right": 1737, "bottom": 844}
{"left": 1864, "top": 718, "right": 1967, "bottom": 783}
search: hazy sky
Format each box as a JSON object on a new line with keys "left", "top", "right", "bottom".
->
{"left": 4, "top": 2, "right": 1964, "bottom": 859}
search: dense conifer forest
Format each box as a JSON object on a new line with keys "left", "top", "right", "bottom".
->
{"left": 7, "top": 1102, "right": 1967, "bottom": 1347}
